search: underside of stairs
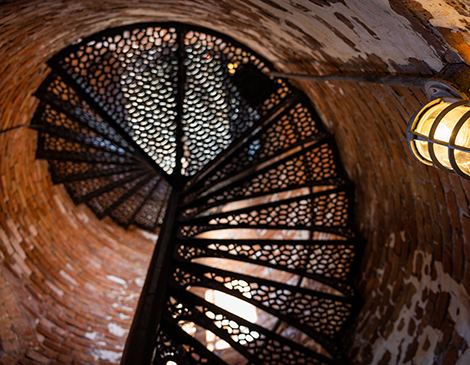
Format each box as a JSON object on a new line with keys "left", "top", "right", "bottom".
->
{"left": 31, "top": 22, "right": 363, "bottom": 365}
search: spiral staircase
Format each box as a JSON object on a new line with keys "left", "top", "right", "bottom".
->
{"left": 31, "top": 23, "right": 363, "bottom": 365}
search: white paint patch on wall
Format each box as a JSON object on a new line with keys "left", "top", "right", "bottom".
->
{"left": 457, "top": 344, "right": 470, "bottom": 365}
{"left": 92, "top": 349, "right": 122, "bottom": 362}
{"left": 252, "top": 0, "right": 444, "bottom": 71}
{"left": 370, "top": 251, "right": 470, "bottom": 364}
{"left": 112, "top": 302, "right": 134, "bottom": 311}
{"left": 85, "top": 331, "right": 101, "bottom": 340}
{"left": 108, "top": 322, "right": 128, "bottom": 337}
{"left": 118, "top": 313, "right": 131, "bottom": 320}
{"left": 139, "top": 230, "right": 159, "bottom": 241}
{"left": 106, "top": 275, "right": 127, "bottom": 286}
{"left": 413, "top": 0, "right": 469, "bottom": 30}
{"left": 400, "top": 231, "right": 406, "bottom": 242}
{"left": 135, "top": 277, "right": 145, "bottom": 287}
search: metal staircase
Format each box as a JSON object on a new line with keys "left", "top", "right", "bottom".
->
{"left": 32, "top": 23, "right": 363, "bottom": 365}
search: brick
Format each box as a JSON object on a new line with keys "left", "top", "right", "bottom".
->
{"left": 432, "top": 292, "right": 451, "bottom": 328}
{"left": 39, "top": 347, "right": 59, "bottom": 361}
{"left": 69, "top": 350, "right": 95, "bottom": 363}
{"left": 404, "top": 338, "right": 420, "bottom": 363}
{"left": 2, "top": 338, "right": 21, "bottom": 353}
{"left": 443, "top": 346, "right": 459, "bottom": 365}
{"left": 56, "top": 354, "right": 73, "bottom": 365}
{"left": 445, "top": 190, "right": 462, "bottom": 234}
{"left": 462, "top": 215, "right": 470, "bottom": 257}
{"left": 62, "top": 339, "right": 88, "bottom": 354}
{"left": 451, "top": 330, "right": 467, "bottom": 351}
{"left": 25, "top": 350, "right": 50, "bottom": 364}
{"left": 15, "top": 324, "right": 35, "bottom": 338}
{"left": 64, "top": 317, "right": 89, "bottom": 332}
{"left": 404, "top": 311, "right": 416, "bottom": 334}
{"left": 36, "top": 325, "right": 62, "bottom": 344}
{"left": 43, "top": 339, "right": 71, "bottom": 356}
{"left": 464, "top": 262, "right": 470, "bottom": 297}
{"left": 452, "top": 235, "right": 465, "bottom": 281}
{"left": 449, "top": 175, "right": 469, "bottom": 216}
{"left": 0, "top": 328, "right": 16, "bottom": 342}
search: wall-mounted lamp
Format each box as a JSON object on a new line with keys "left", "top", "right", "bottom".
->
{"left": 407, "top": 63, "right": 470, "bottom": 179}
{"left": 270, "top": 63, "right": 470, "bottom": 179}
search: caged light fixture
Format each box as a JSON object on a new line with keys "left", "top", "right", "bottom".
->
{"left": 406, "top": 63, "right": 470, "bottom": 179}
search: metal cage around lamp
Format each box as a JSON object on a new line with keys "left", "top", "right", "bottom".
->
{"left": 407, "top": 63, "right": 470, "bottom": 179}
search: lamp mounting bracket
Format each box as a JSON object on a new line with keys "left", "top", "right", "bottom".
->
{"left": 425, "top": 63, "right": 470, "bottom": 100}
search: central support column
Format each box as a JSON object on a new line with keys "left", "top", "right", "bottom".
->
{"left": 121, "top": 189, "right": 180, "bottom": 365}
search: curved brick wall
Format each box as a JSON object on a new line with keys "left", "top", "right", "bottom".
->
{"left": 1, "top": 1, "right": 470, "bottom": 364}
